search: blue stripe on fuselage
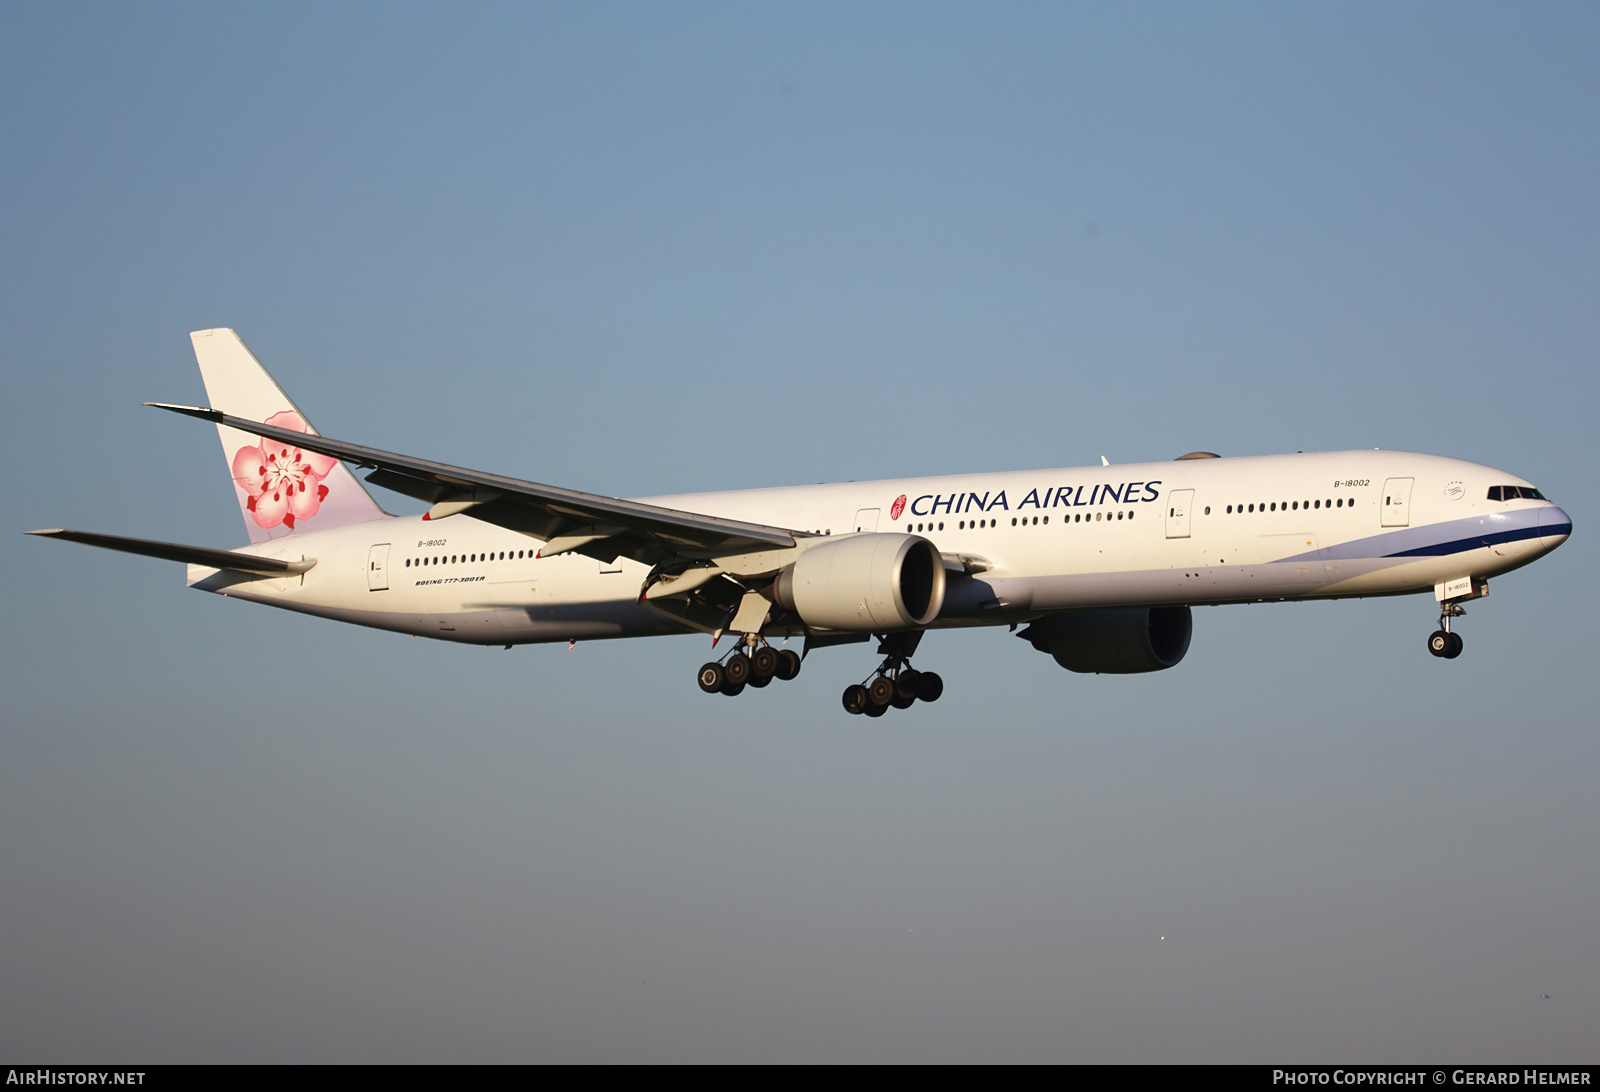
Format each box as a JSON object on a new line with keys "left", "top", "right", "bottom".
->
{"left": 1274, "top": 508, "right": 1565, "bottom": 564}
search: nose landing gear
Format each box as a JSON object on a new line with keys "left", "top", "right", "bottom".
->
{"left": 1428, "top": 603, "right": 1465, "bottom": 659}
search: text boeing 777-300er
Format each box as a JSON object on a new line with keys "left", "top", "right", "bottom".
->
{"left": 30, "top": 329, "right": 1573, "bottom": 715}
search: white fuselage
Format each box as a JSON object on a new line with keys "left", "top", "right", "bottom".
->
{"left": 189, "top": 449, "right": 1571, "bottom": 646}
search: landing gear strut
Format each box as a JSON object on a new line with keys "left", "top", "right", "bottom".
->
{"left": 697, "top": 633, "right": 801, "bottom": 698}
{"left": 841, "top": 632, "right": 943, "bottom": 717}
{"left": 1427, "top": 603, "right": 1465, "bottom": 659}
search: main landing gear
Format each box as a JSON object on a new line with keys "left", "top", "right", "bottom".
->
{"left": 697, "top": 638, "right": 802, "bottom": 697}
{"left": 693, "top": 631, "right": 945, "bottom": 714}
{"left": 1427, "top": 603, "right": 1465, "bottom": 659}
{"left": 841, "top": 632, "right": 943, "bottom": 717}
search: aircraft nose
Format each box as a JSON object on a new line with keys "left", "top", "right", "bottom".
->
{"left": 1539, "top": 506, "right": 1572, "bottom": 549}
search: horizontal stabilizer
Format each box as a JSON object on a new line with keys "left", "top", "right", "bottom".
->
{"left": 26, "top": 529, "right": 316, "bottom": 576}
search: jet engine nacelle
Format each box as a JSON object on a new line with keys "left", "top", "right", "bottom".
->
{"left": 772, "top": 533, "right": 945, "bottom": 632}
{"left": 1019, "top": 607, "right": 1193, "bottom": 674}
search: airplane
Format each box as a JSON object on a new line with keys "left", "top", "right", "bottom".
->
{"left": 29, "top": 329, "right": 1572, "bottom": 716}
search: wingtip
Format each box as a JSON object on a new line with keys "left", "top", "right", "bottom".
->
{"left": 25, "top": 528, "right": 65, "bottom": 536}
{"left": 144, "top": 402, "right": 223, "bottom": 422}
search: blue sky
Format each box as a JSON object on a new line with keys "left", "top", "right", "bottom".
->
{"left": 3, "top": 2, "right": 1596, "bottom": 1061}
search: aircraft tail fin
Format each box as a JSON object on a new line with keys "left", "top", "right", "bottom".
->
{"left": 189, "top": 328, "right": 390, "bottom": 543}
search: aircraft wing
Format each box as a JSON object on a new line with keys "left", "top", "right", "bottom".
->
{"left": 148, "top": 403, "right": 798, "bottom": 565}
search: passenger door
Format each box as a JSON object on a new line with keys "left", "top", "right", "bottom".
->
{"left": 1165, "top": 490, "right": 1195, "bottom": 539}
{"left": 853, "top": 508, "right": 880, "bottom": 533}
{"left": 1381, "top": 478, "right": 1414, "bottom": 527}
{"left": 367, "top": 543, "right": 390, "bottom": 591}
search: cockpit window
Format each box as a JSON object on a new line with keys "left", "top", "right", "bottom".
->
{"left": 1488, "top": 485, "right": 1547, "bottom": 501}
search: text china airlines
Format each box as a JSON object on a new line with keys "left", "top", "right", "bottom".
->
{"left": 899, "top": 480, "right": 1164, "bottom": 519}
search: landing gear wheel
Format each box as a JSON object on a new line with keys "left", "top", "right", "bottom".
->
{"left": 915, "top": 672, "right": 944, "bottom": 702}
{"left": 720, "top": 679, "right": 746, "bottom": 697}
{"left": 890, "top": 689, "right": 916, "bottom": 710}
{"left": 747, "top": 673, "right": 772, "bottom": 688}
{"left": 863, "top": 700, "right": 888, "bottom": 718}
{"left": 775, "top": 649, "right": 802, "bottom": 681}
{"left": 698, "top": 662, "right": 726, "bottom": 693}
{"left": 1444, "top": 632, "right": 1463, "bottom": 659}
{"left": 895, "top": 669, "right": 922, "bottom": 701}
{"left": 751, "top": 646, "right": 779, "bottom": 679}
{"left": 724, "top": 652, "right": 751, "bottom": 686}
{"left": 867, "top": 676, "right": 896, "bottom": 708}
{"left": 842, "top": 684, "right": 869, "bottom": 715}
{"left": 1428, "top": 631, "right": 1450, "bottom": 658}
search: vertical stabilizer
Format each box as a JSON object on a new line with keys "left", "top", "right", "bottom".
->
{"left": 190, "top": 328, "right": 390, "bottom": 543}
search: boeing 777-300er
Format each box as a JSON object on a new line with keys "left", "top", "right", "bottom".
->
{"left": 30, "top": 329, "right": 1573, "bottom": 715}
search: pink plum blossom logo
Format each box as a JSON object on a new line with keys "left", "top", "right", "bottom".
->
{"left": 230, "top": 411, "right": 337, "bottom": 531}
{"left": 890, "top": 494, "right": 907, "bottom": 521}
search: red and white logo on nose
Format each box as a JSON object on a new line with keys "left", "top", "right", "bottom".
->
{"left": 890, "top": 494, "right": 907, "bottom": 521}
